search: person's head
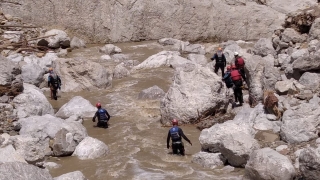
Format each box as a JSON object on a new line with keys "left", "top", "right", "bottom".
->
{"left": 234, "top": 52, "right": 239, "bottom": 57}
{"left": 226, "top": 65, "right": 231, "bottom": 71}
{"left": 49, "top": 67, "right": 53, "bottom": 73}
{"left": 218, "top": 47, "right": 223, "bottom": 53}
{"left": 231, "top": 64, "right": 237, "bottom": 70}
{"left": 96, "top": 102, "right": 101, "bottom": 109}
{"left": 172, "top": 119, "right": 178, "bottom": 126}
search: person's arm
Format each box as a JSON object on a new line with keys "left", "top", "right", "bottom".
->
{"left": 92, "top": 111, "right": 97, "bottom": 122}
{"left": 223, "top": 72, "right": 230, "bottom": 80}
{"left": 210, "top": 54, "right": 216, "bottom": 61}
{"left": 167, "top": 131, "right": 171, "bottom": 149}
{"left": 105, "top": 109, "right": 111, "bottom": 120}
{"left": 239, "top": 70, "right": 246, "bottom": 81}
{"left": 223, "top": 54, "right": 227, "bottom": 67}
{"left": 179, "top": 128, "right": 192, "bottom": 145}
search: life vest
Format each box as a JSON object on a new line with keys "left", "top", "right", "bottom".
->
{"left": 49, "top": 72, "right": 59, "bottom": 86}
{"left": 231, "top": 70, "right": 242, "bottom": 81}
{"left": 236, "top": 57, "right": 245, "bottom": 68}
{"left": 215, "top": 52, "right": 224, "bottom": 64}
{"left": 98, "top": 109, "right": 108, "bottom": 121}
{"left": 169, "top": 127, "right": 181, "bottom": 142}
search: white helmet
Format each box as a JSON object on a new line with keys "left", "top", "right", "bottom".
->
{"left": 234, "top": 52, "right": 239, "bottom": 56}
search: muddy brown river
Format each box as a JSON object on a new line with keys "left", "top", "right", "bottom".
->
{"left": 46, "top": 41, "right": 244, "bottom": 179}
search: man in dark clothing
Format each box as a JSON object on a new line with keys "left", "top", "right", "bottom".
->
{"left": 234, "top": 52, "right": 246, "bottom": 80}
{"left": 92, "top": 103, "right": 111, "bottom": 129}
{"left": 48, "top": 67, "right": 61, "bottom": 100}
{"left": 211, "top": 47, "right": 227, "bottom": 77}
{"left": 167, "top": 119, "right": 192, "bottom": 156}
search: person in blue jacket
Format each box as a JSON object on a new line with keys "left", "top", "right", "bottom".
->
{"left": 92, "top": 103, "right": 111, "bottom": 128}
{"left": 167, "top": 119, "right": 192, "bottom": 156}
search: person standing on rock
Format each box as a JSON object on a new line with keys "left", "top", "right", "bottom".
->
{"left": 211, "top": 47, "right": 227, "bottom": 77}
{"left": 48, "top": 67, "right": 61, "bottom": 100}
{"left": 234, "top": 52, "right": 246, "bottom": 80}
{"left": 222, "top": 65, "right": 234, "bottom": 96}
{"left": 92, "top": 103, "right": 111, "bottom": 129}
{"left": 224, "top": 65, "right": 246, "bottom": 106}
{"left": 167, "top": 119, "right": 192, "bottom": 156}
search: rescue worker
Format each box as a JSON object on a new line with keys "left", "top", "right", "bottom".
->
{"left": 92, "top": 103, "right": 111, "bottom": 129}
{"left": 48, "top": 67, "right": 61, "bottom": 100}
{"left": 224, "top": 65, "right": 246, "bottom": 106}
{"left": 222, "top": 65, "right": 233, "bottom": 88}
{"left": 234, "top": 52, "right": 246, "bottom": 80}
{"left": 167, "top": 119, "right": 192, "bottom": 156}
{"left": 211, "top": 47, "right": 226, "bottom": 77}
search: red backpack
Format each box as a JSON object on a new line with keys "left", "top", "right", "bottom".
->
{"left": 236, "top": 57, "right": 245, "bottom": 68}
{"left": 230, "top": 70, "right": 242, "bottom": 81}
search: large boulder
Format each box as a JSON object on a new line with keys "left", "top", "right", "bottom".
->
{"left": 299, "top": 72, "right": 320, "bottom": 92}
{"left": 253, "top": 38, "right": 276, "bottom": 57}
{"left": 199, "top": 120, "right": 259, "bottom": 167}
{"left": 1, "top": 1, "right": 285, "bottom": 43}
{"left": 138, "top": 85, "right": 165, "bottom": 100}
{"left": 10, "top": 135, "right": 48, "bottom": 164}
{"left": 24, "top": 53, "right": 58, "bottom": 69}
{"left": 55, "top": 96, "right": 96, "bottom": 119}
{"left": 275, "top": 79, "right": 304, "bottom": 95}
{"left": 262, "top": 62, "right": 281, "bottom": 90}
{"left": 280, "top": 98, "right": 320, "bottom": 143}
{"left": 132, "top": 51, "right": 193, "bottom": 71}
{"left": 99, "top": 44, "right": 122, "bottom": 55}
{"left": 281, "top": 28, "right": 307, "bottom": 43}
{"left": 191, "top": 152, "right": 226, "bottom": 169}
{"left": 0, "top": 134, "right": 26, "bottom": 163}
{"left": 54, "top": 171, "right": 87, "bottom": 180}
{"left": 18, "top": 114, "right": 88, "bottom": 156}
{"left": 299, "top": 147, "right": 320, "bottom": 180}
{"left": 13, "top": 83, "right": 54, "bottom": 119}
{"left": 52, "top": 58, "right": 111, "bottom": 92}
{"left": 245, "top": 148, "right": 296, "bottom": 180}
{"left": 44, "top": 29, "right": 70, "bottom": 48}
{"left": 0, "top": 55, "right": 23, "bottom": 97}
{"left": 309, "top": 17, "right": 320, "bottom": 40}
{"left": 21, "top": 63, "right": 45, "bottom": 86}
{"left": 160, "top": 65, "right": 228, "bottom": 124}
{"left": 293, "top": 49, "right": 320, "bottom": 72}
{"left": 72, "top": 137, "right": 108, "bottom": 160}
{"left": 186, "top": 54, "right": 208, "bottom": 66}
{"left": 113, "top": 63, "right": 130, "bottom": 79}
{"left": 244, "top": 54, "right": 265, "bottom": 105}
{"left": 70, "top": 36, "right": 86, "bottom": 49}
{"left": 0, "top": 162, "right": 53, "bottom": 180}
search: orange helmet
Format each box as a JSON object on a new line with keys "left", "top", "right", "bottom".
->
{"left": 218, "top": 47, "right": 222, "bottom": 51}
{"left": 226, "top": 65, "right": 231, "bottom": 71}
{"left": 96, "top": 102, "right": 101, "bottom": 108}
{"left": 231, "top": 64, "right": 237, "bottom": 70}
{"left": 49, "top": 67, "right": 53, "bottom": 71}
{"left": 172, "top": 119, "right": 178, "bottom": 126}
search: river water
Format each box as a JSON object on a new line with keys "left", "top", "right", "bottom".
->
{"left": 46, "top": 41, "right": 244, "bottom": 179}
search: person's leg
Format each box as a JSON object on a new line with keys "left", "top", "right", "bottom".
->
{"left": 239, "top": 88, "right": 244, "bottom": 104}
{"left": 233, "top": 87, "right": 238, "bottom": 102}
{"left": 220, "top": 65, "right": 225, "bottom": 77}
{"left": 172, "top": 143, "right": 178, "bottom": 154}
{"left": 214, "top": 65, "right": 219, "bottom": 74}
{"left": 178, "top": 143, "right": 185, "bottom": 156}
{"left": 52, "top": 89, "right": 57, "bottom": 100}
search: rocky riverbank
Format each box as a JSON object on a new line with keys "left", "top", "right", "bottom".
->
{"left": 1, "top": 1, "right": 320, "bottom": 180}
